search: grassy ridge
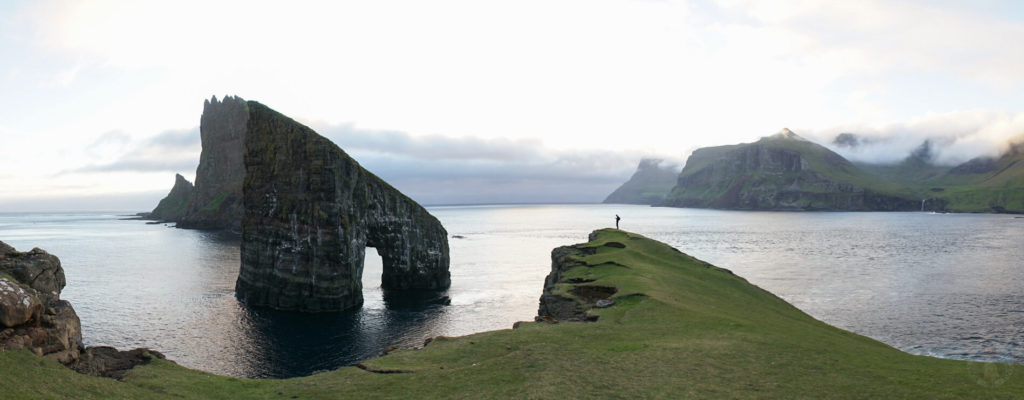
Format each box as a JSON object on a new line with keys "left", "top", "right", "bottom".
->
{"left": 2, "top": 229, "right": 1021, "bottom": 398}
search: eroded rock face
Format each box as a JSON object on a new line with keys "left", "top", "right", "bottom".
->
{"left": 149, "top": 174, "right": 194, "bottom": 221}
{"left": 0, "top": 243, "right": 65, "bottom": 308}
{"left": 148, "top": 95, "right": 247, "bottom": 230}
{"left": 0, "top": 278, "right": 41, "bottom": 327}
{"left": 537, "top": 231, "right": 620, "bottom": 322}
{"left": 0, "top": 241, "right": 83, "bottom": 365}
{"left": 236, "top": 101, "right": 450, "bottom": 312}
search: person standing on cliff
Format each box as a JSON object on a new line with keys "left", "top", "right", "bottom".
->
{"left": 615, "top": 214, "right": 621, "bottom": 230}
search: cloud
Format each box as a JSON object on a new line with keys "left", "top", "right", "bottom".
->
{"left": 61, "top": 121, "right": 665, "bottom": 205}
{"left": 313, "top": 122, "right": 660, "bottom": 204}
{"left": 712, "top": 0, "right": 1024, "bottom": 85}
{"left": 802, "top": 110, "right": 1024, "bottom": 165}
{"left": 69, "top": 127, "right": 199, "bottom": 173}
{"left": 0, "top": 190, "right": 167, "bottom": 212}
{"left": 44, "top": 62, "right": 82, "bottom": 87}
{"left": 312, "top": 123, "right": 546, "bottom": 162}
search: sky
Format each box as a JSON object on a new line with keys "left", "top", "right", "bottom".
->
{"left": 2, "top": 0, "right": 1024, "bottom": 211}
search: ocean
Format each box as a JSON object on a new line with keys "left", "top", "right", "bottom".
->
{"left": 1, "top": 204, "right": 1021, "bottom": 377}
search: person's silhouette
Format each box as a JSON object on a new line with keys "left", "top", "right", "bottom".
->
{"left": 615, "top": 214, "right": 620, "bottom": 229}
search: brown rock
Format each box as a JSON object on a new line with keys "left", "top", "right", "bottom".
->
{"left": 0, "top": 243, "right": 66, "bottom": 305}
{"left": 0, "top": 277, "right": 42, "bottom": 328}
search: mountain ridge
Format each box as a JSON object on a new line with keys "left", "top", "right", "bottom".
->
{"left": 661, "top": 129, "right": 923, "bottom": 211}
{"left": 602, "top": 158, "right": 680, "bottom": 205}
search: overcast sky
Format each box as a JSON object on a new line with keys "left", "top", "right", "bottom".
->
{"left": 2, "top": 0, "right": 1024, "bottom": 211}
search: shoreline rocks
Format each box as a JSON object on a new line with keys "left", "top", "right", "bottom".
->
{"left": 1, "top": 241, "right": 166, "bottom": 378}
{"left": 0, "top": 241, "right": 82, "bottom": 364}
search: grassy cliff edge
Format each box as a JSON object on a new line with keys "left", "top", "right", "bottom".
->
{"left": 2, "top": 229, "right": 1020, "bottom": 398}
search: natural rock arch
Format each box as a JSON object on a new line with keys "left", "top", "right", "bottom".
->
{"left": 234, "top": 100, "right": 450, "bottom": 312}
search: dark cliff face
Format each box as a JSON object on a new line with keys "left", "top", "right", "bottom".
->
{"left": 236, "top": 101, "right": 450, "bottom": 312}
{"left": 148, "top": 174, "right": 194, "bottom": 221}
{"left": 176, "top": 96, "right": 248, "bottom": 230}
{"left": 147, "top": 96, "right": 247, "bottom": 230}
{"left": 603, "top": 158, "right": 680, "bottom": 205}
{"left": 537, "top": 230, "right": 623, "bottom": 322}
{"left": 662, "top": 130, "right": 921, "bottom": 211}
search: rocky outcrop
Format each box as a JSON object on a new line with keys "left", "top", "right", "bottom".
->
{"left": 71, "top": 346, "right": 166, "bottom": 379}
{"left": 662, "top": 129, "right": 922, "bottom": 211}
{"left": 538, "top": 245, "right": 592, "bottom": 321}
{"left": 537, "top": 231, "right": 620, "bottom": 322}
{"left": 0, "top": 241, "right": 166, "bottom": 378}
{"left": 0, "top": 241, "right": 83, "bottom": 365}
{"left": 603, "top": 158, "right": 680, "bottom": 205}
{"left": 149, "top": 174, "right": 194, "bottom": 221}
{"left": 147, "top": 95, "right": 247, "bottom": 230}
{"left": 236, "top": 101, "right": 450, "bottom": 312}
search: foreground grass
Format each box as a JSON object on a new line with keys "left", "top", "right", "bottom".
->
{"left": 3, "top": 229, "right": 1021, "bottom": 398}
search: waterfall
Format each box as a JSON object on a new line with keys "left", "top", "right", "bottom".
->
{"left": 921, "top": 199, "right": 926, "bottom": 212}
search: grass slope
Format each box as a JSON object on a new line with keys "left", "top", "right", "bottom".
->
{"left": 855, "top": 159, "right": 952, "bottom": 188}
{"left": 2, "top": 229, "right": 1021, "bottom": 398}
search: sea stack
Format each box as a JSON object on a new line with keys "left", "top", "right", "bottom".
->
{"left": 148, "top": 174, "right": 194, "bottom": 221}
{"left": 176, "top": 96, "right": 248, "bottom": 230}
{"left": 146, "top": 96, "right": 247, "bottom": 230}
{"left": 235, "top": 101, "right": 450, "bottom": 312}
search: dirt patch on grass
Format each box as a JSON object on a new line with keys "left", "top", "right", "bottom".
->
{"left": 569, "top": 285, "right": 617, "bottom": 302}
{"left": 355, "top": 362, "right": 413, "bottom": 374}
{"left": 584, "top": 260, "right": 631, "bottom": 269}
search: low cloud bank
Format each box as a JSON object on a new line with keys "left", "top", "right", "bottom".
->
{"left": 804, "top": 110, "right": 1024, "bottom": 165}
{"left": 61, "top": 123, "right": 660, "bottom": 205}
{"left": 313, "top": 123, "right": 652, "bottom": 204}
{"left": 70, "top": 128, "right": 200, "bottom": 173}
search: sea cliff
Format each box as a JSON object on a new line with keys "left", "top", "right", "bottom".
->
{"left": 146, "top": 96, "right": 247, "bottom": 230}
{"left": 236, "top": 101, "right": 450, "bottom": 312}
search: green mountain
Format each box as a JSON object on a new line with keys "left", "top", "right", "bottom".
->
{"left": 603, "top": 158, "right": 680, "bottom": 205}
{"left": 918, "top": 144, "right": 1024, "bottom": 213}
{"left": 853, "top": 140, "right": 951, "bottom": 187}
{"left": 662, "top": 129, "right": 920, "bottom": 210}
{"left": 847, "top": 139, "right": 1024, "bottom": 213}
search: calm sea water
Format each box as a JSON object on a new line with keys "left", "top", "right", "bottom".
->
{"left": 1, "top": 205, "right": 1021, "bottom": 377}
